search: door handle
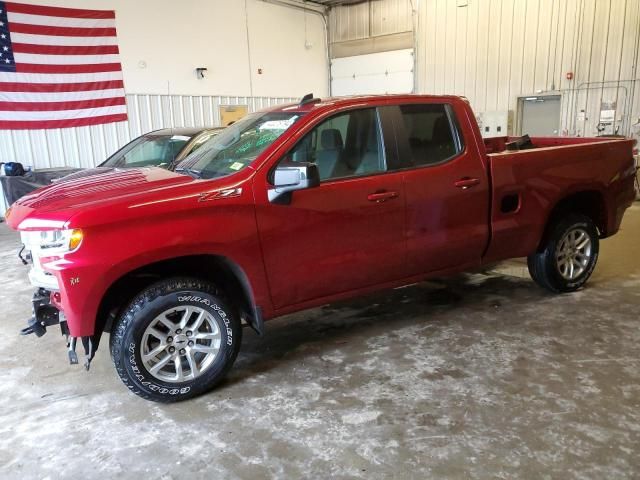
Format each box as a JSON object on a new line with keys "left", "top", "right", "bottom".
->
{"left": 454, "top": 177, "right": 481, "bottom": 189}
{"left": 367, "top": 191, "right": 399, "bottom": 203}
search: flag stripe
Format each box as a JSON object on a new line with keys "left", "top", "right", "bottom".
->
{"left": 0, "top": 80, "right": 124, "bottom": 92}
{"left": 10, "top": 32, "right": 117, "bottom": 45}
{"left": 0, "top": 70, "right": 123, "bottom": 83}
{"left": 14, "top": 52, "right": 121, "bottom": 64}
{"left": 11, "top": 43, "right": 119, "bottom": 55}
{"left": 8, "top": 23, "right": 117, "bottom": 37}
{"left": 5, "top": 2, "right": 115, "bottom": 20}
{"left": 0, "top": 103, "right": 126, "bottom": 120}
{"left": 0, "top": 87, "right": 124, "bottom": 101}
{"left": 0, "top": 113, "right": 127, "bottom": 129}
{"left": 0, "top": 96, "right": 125, "bottom": 111}
{"left": 7, "top": 12, "right": 116, "bottom": 28}
{"left": 16, "top": 62, "right": 122, "bottom": 74}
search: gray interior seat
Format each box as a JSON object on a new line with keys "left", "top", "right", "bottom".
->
{"left": 355, "top": 120, "right": 382, "bottom": 175}
{"left": 316, "top": 129, "right": 343, "bottom": 179}
{"left": 427, "top": 116, "right": 456, "bottom": 160}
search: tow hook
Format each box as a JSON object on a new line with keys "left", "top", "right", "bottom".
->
{"left": 19, "top": 288, "right": 60, "bottom": 337}
{"left": 20, "top": 316, "right": 47, "bottom": 337}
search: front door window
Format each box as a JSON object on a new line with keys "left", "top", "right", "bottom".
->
{"left": 287, "top": 108, "right": 386, "bottom": 181}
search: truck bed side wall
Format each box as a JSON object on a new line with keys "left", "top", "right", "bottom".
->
{"left": 483, "top": 135, "right": 621, "bottom": 154}
{"left": 483, "top": 139, "right": 635, "bottom": 263}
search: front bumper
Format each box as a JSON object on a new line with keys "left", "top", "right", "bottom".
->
{"left": 27, "top": 264, "right": 59, "bottom": 291}
{"left": 18, "top": 233, "right": 99, "bottom": 369}
{"left": 18, "top": 230, "right": 100, "bottom": 338}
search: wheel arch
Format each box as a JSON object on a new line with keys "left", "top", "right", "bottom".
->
{"left": 537, "top": 189, "right": 607, "bottom": 251}
{"left": 95, "top": 254, "right": 263, "bottom": 342}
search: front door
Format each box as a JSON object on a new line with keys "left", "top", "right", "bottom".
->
{"left": 254, "top": 107, "right": 406, "bottom": 309}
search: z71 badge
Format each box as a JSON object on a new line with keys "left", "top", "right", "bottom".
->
{"left": 199, "top": 188, "right": 243, "bottom": 202}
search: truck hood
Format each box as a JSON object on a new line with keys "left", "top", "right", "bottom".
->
{"left": 53, "top": 166, "right": 119, "bottom": 183}
{"left": 15, "top": 167, "right": 194, "bottom": 213}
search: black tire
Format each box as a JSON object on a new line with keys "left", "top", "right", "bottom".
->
{"left": 109, "top": 277, "right": 241, "bottom": 402}
{"left": 527, "top": 213, "right": 599, "bottom": 293}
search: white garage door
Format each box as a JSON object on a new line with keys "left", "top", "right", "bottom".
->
{"left": 330, "top": 49, "right": 414, "bottom": 97}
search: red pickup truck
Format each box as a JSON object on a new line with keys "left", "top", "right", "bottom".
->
{"left": 5, "top": 94, "right": 637, "bottom": 402}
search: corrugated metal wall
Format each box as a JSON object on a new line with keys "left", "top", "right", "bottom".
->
{"left": 0, "top": 95, "right": 297, "bottom": 169}
{"left": 329, "top": 0, "right": 413, "bottom": 43}
{"left": 418, "top": 0, "right": 640, "bottom": 138}
{"left": 330, "top": 0, "right": 640, "bottom": 139}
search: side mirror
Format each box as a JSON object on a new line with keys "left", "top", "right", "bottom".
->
{"left": 268, "top": 162, "right": 320, "bottom": 204}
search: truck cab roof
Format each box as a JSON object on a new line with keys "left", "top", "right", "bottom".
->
{"left": 267, "top": 94, "right": 470, "bottom": 115}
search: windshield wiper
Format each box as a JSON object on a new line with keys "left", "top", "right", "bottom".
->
{"left": 175, "top": 167, "right": 202, "bottom": 179}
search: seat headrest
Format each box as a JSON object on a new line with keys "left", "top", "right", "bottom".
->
{"left": 432, "top": 116, "right": 451, "bottom": 145}
{"left": 320, "top": 129, "right": 343, "bottom": 149}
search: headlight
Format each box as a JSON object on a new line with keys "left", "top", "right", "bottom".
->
{"left": 39, "top": 228, "right": 83, "bottom": 252}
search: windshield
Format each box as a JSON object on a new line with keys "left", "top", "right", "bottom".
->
{"left": 101, "top": 134, "right": 191, "bottom": 169}
{"left": 176, "top": 111, "right": 303, "bottom": 179}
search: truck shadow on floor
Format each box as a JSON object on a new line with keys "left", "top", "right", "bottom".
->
{"left": 224, "top": 271, "right": 551, "bottom": 387}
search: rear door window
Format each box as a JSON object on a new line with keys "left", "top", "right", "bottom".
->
{"left": 397, "top": 104, "right": 462, "bottom": 167}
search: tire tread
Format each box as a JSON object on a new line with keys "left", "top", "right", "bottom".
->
{"left": 109, "top": 277, "right": 239, "bottom": 403}
{"left": 527, "top": 213, "right": 599, "bottom": 293}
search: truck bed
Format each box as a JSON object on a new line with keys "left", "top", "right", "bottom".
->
{"left": 481, "top": 135, "right": 636, "bottom": 263}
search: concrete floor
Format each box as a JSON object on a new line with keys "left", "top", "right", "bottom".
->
{"left": 0, "top": 206, "right": 639, "bottom": 480}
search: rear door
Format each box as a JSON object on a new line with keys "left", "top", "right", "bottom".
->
{"left": 254, "top": 106, "right": 406, "bottom": 309}
{"left": 390, "top": 101, "right": 490, "bottom": 275}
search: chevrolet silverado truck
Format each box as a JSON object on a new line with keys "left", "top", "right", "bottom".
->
{"left": 5, "top": 94, "right": 637, "bottom": 402}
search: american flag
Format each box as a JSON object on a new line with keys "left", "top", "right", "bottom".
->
{"left": 0, "top": 1, "right": 127, "bottom": 130}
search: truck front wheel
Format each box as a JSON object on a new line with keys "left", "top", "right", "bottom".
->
{"left": 109, "top": 277, "right": 241, "bottom": 402}
{"left": 527, "top": 213, "right": 599, "bottom": 293}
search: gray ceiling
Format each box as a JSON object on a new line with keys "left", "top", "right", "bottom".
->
{"left": 308, "top": 0, "right": 369, "bottom": 6}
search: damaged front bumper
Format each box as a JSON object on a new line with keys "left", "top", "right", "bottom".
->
{"left": 20, "top": 287, "right": 95, "bottom": 370}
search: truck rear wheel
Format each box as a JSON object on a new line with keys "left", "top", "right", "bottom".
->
{"left": 527, "top": 213, "right": 599, "bottom": 293}
{"left": 110, "top": 277, "right": 241, "bottom": 402}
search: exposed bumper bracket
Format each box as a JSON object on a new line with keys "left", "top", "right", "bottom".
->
{"left": 81, "top": 336, "right": 94, "bottom": 371}
{"left": 20, "top": 288, "right": 96, "bottom": 371}
{"left": 67, "top": 336, "right": 94, "bottom": 370}
{"left": 68, "top": 337, "right": 78, "bottom": 365}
